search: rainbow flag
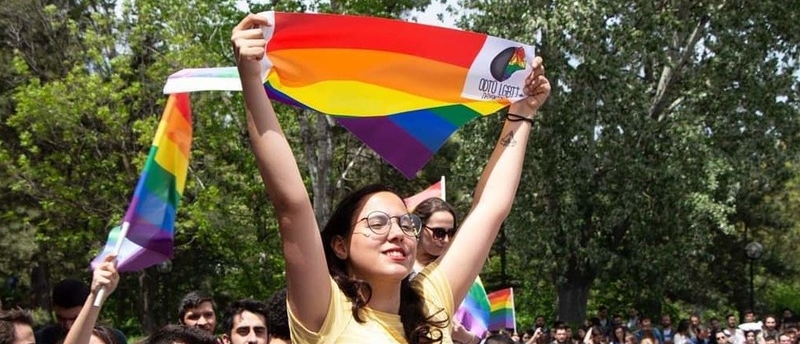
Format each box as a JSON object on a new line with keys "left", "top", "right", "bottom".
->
{"left": 92, "top": 93, "right": 193, "bottom": 272}
{"left": 487, "top": 287, "right": 516, "bottom": 332}
{"left": 454, "top": 277, "right": 491, "bottom": 337}
{"left": 163, "top": 11, "right": 535, "bottom": 178}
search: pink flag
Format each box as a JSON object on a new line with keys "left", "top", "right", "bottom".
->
{"left": 404, "top": 176, "right": 445, "bottom": 212}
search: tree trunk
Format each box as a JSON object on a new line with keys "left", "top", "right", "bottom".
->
{"left": 138, "top": 270, "right": 157, "bottom": 334}
{"left": 297, "top": 111, "right": 335, "bottom": 225}
{"left": 29, "top": 262, "right": 50, "bottom": 312}
{"left": 556, "top": 270, "right": 594, "bottom": 324}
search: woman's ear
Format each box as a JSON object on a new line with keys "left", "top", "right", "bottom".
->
{"left": 331, "top": 235, "right": 348, "bottom": 259}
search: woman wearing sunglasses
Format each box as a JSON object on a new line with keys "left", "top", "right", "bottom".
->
{"left": 232, "top": 13, "right": 551, "bottom": 344}
{"left": 413, "top": 197, "right": 458, "bottom": 274}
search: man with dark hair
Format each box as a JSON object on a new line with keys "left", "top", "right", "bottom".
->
{"left": 220, "top": 299, "right": 268, "bottom": 344}
{"left": 178, "top": 291, "right": 217, "bottom": 335}
{"left": 142, "top": 325, "right": 218, "bottom": 344}
{"left": 0, "top": 309, "right": 35, "bottom": 344}
{"left": 266, "top": 289, "right": 290, "bottom": 344}
{"left": 551, "top": 326, "right": 571, "bottom": 344}
{"left": 35, "top": 278, "right": 90, "bottom": 344}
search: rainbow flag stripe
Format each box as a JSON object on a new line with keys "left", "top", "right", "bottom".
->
{"left": 163, "top": 11, "right": 535, "bottom": 178}
{"left": 92, "top": 93, "right": 193, "bottom": 271}
{"left": 487, "top": 287, "right": 516, "bottom": 331}
{"left": 454, "top": 277, "right": 491, "bottom": 337}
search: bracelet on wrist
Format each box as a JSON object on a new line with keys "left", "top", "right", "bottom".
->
{"left": 504, "top": 113, "right": 535, "bottom": 125}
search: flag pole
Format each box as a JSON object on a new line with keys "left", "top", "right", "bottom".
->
{"left": 93, "top": 222, "right": 129, "bottom": 307}
{"left": 441, "top": 175, "right": 446, "bottom": 202}
{"left": 510, "top": 287, "right": 517, "bottom": 335}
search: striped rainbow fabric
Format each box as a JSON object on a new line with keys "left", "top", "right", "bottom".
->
{"left": 164, "top": 11, "right": 535, "bottom": 178}
{"left": 92, "top": 93, "right": 193, "bottom": 271}
{"left": 487, "top": 287, "right": 516, "bottom": 332}
{"left": 454, "top": 277, "right": 491, "bottom": 337}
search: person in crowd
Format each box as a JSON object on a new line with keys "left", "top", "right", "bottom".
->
{"left": 598, "top": 307, "right": 611, "bottom": 336}
{"left": 777, "top": 333, "right": 791, "bottom": 344}
{"left": 662, "top": 315, "right": 675, "bottom": 344}
{"left": 636, "top": 316, "right": 664, "bottom": 344}
{"left": 691, "top": 325, "right": 711, "bottom": 344}
{"left": 220, "top": 299, "right": 269, "bottom": 344}
{"left": 710, "top": 319, "right": 721, "bottom": 337}
{"left": 0, "top": 309, "right": 35, "bottom": 344}
{"left": 35, "top": 278, "right": 90, "bottom": 344}
{"left": 717, "top": 332, "right": 729, "bottom": 344}
{"left": 763, "top": 316, "right": 779, "bottom": 340}
{"left": 61, "top": 255, "right": 126, "bottom": 344}
{"left": 723, "top": 314, "right": 744, "bottom": 344}
{"left": 743, "top": 331, "right": 759, "bottom": 344}
{"left": 412, "top": 197, "right": 481, "bottom": 344}
{"left": 743, "top": 311, "right": 757, "bottom": 325}
{"left": 781, "top": 310, "right": 795, "bottom": 331}
{"left": 690, "top": 315, "right": 702, "bottom": 339}
{"left": 265, "top": 289, "right": 291, "bottom": 344}
{"left": 178, "top": 291, "right": 218, "bottom": 335}
{"left": 552, "top": 326, "right": 572, "bottom": 344}
{"left": 611, "top": 326, "right": 629, "bottom": 344}
{"left": 674, "top": 319, "right": 692, "bottom": 344}
{"left": 627, "top": 309, "right": 640, "bottom": 332}
{"left": 412, "top": 197, "right": 458, "bottom": 274}
{"left": 232, "top": 9, "right": 550, "bottom": 344}
{"left": 584, "top": 326, "right": 608, "bottom": 344}
{"left": 141, "top": 325, "right": 218, "bottom": 344}
{"left": 486, "top": 333, "right": 517, "bottom": 344}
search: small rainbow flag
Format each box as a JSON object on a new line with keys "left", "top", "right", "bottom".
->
{"left": 487, "top": 287, "right": 516, "bottom": 332}
{"left": 92, "top": 93, "right": 193, "bottom": 271}
{"left": 163, "top": 11, "right": 535, "bottom": 178}
{"left": 454, "top": 277, "right": 491, "bottom": 337}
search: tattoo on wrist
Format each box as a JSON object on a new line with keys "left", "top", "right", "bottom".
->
{"left": 501, "top": 131, "right": 516, "bottom": 147}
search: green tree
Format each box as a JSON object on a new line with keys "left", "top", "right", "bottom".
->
{"left": 458, "top": 0, "right": 800, "bottom": 323}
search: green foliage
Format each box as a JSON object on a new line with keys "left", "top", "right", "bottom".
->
{"left": 2, "top": 0, "right": 800, "bottom": 335}
{"left": 459, "top": 0, "right": 800, "bottom": 323}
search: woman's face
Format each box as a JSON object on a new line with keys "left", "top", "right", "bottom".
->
{"left": 344, "top": 192, "right": 418, "bottom": 282}
{"left": 747, "top": 333, "right": 756, "bottom": 343}
{"left": 615, "top": 328, "right": 624, "bottom": 340}
{"left": 418, "top": 210, "right": 456, "bottom": 258}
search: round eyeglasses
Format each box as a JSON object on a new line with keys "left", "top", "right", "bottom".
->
{"left": 355, "top": 211, "right": 421, "bottom": 237}
{"left": 424, "top": 225, "right": 457, "bottom": 240}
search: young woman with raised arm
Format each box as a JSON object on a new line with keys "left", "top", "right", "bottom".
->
{"left": 232, "top": 13, "right": 551, "bottom": 344}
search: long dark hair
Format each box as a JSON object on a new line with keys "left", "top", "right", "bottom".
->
{"left": 321, "top": 184, "right": 448, "bottom": 344}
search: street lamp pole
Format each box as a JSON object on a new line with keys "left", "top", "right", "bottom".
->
{"left": 745, "top": 241, "right": 763, "bottom": 311}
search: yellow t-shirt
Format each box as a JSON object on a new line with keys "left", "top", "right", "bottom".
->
{"left": 288, "top": 263, "right": 454, "bottom": 344}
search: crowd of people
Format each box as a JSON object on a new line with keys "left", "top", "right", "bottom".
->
{"left": 2, "top": 9, "right": 552, "bottom": 344}
{"left": 487, "top": 308, "right": 800, "bottom": 344}
{"left": 0, "top": 261, "right": 292, "bottom": 344}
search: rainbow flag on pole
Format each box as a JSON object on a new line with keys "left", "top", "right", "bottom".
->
{"left": 487, "top": 287, "right": 516, "bottom": 332}
{"left": 454, "top": 277, "right": 491, "bottom": 337}
{"left": 163, "top": 11, "right": 535, "bottom": 178}
{"left": 92, "top": 93, "right": 193, "bottom": 271}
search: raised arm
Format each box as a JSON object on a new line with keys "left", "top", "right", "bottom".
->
{"left": 63, "top": 255, "right": 118, "bottom": 344}
{"left": 438, "top": 57, "right": 551, "bottom": 304}
{"left": 231, "top": 14, "right": 330, "bottom": 332}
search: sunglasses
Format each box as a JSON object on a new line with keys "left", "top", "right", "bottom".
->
{"left": 355, "top": 211, "right": 421, "bottom": 237}
{"left": 424, "top": 225, "right": 457, "bottom": 240}
{"left": 717, "top": 337, "right": 727, "bottom": 340}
